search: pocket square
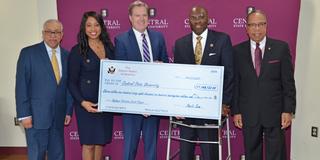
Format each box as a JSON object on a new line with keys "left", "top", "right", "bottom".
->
{"left": 209, "top": 53, "right": 216, "bottom": 56}
{"left": 268, "top": 60, "right": 280, "bottom": 63}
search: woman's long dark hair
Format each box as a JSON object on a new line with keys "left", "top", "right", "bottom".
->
{"left": 77, "top": 11, "right": 114, "bottom": 57}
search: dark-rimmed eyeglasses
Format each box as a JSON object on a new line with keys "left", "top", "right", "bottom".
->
{"left": 44, "top": 30, "right": 62, "bottom": 36}
{"left": 247, "top": 22, "right": 267, "bottom": 28}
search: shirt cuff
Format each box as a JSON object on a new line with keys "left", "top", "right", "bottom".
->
{"left": 18, "top": 116, "right": 32, "bottom": 121}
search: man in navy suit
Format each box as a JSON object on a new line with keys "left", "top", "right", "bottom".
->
{"left": 15, "top": 19, "right": 73, "bottom": 160}
{"left": 232, "top": 10, "right": 296, "bottom": 160}
{"left": 114, "top": 1, "right": 168, "bottom": 159}
{"left": 174, "top": 6, "right": 234, "bottom": 160}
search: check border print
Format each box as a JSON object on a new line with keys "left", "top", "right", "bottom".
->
{"left": 98, "top": 60, "right": 224, "bottom": 120}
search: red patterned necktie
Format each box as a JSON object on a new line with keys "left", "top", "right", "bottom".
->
{"left": 254, "top": 43, "right": 262, "bottom": 76}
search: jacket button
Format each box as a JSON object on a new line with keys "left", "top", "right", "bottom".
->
{"left": 87, "top": 80, "right": 91, "bottom": 84}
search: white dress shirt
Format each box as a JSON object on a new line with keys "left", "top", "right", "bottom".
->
{"left": 192, "top": 28, "right": 208, "bottom": 56}
{"left": 250, "top": 36, "right": 266, "bottom": 68}
{"left": 132, "top": 28, "right": 154, "bottom": 62}
{"left": 45, "top": 42, "right": 63, "bottom": 76}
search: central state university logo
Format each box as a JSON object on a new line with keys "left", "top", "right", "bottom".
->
{"left": 247, "top": 6, "right": 256, "bottom": 14}
{"left": 222, "top": 128, "right": 237, "bottom": 139}
{"left": 113, "top": 130, "right": 124, "bottom": 140}
{"left": 147, "top": 7, "right": 169, "bottom": 29}
{"left": 149, "top": 8, "right": 156, "bottom": 18}
{"left": 159, "top": 129, "right": 180, "bottom": 139}
{"left": 233, "top": 17, "right": 246, "bottom": 28}
{"left": 233, "top": 6, "right": 256, "bottom": 28}
{"left": 69, "top": 130, "right": 79, "bottom": 140}
{"left": 184, "top": 17, "right": 217, "bottom": 29}
{"left": 148, "top": 19, "right": 169, "bottom": 29}
{"left": 101, "top": 8, "right": 121, "bottom": 30}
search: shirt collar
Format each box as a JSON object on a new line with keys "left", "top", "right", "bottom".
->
{"left": 44, "top": 41, "right": 60, "bottom": 54}
{"left": 132, "top": 27, "right": 148, "bottom": 38}
{"left": 250, "top": 36, "right": 266, "bottom": 49}
{"left": 192, "top": 28, "right": 208, "bottom": 39}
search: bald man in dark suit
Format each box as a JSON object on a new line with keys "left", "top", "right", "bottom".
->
{"left": 174, "top": 6, "right": 234, "bottom": 160}
{"left": 232, "top": 10, "right": 296, "bottom": 160}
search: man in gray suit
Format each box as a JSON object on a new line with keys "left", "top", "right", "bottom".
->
{"left": 15, "top": 19, "right": 73, "bottom": 160}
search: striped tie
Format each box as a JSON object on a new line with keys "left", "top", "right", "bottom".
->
{"left": 141, "top": 33, "right": 151, "bottom": 62}
{"left": 51, "top": 49, "right": 60, "bottom": 84}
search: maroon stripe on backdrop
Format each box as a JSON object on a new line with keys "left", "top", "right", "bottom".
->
{"left": 0, "top": 147, "right": 27, "bottom": 154}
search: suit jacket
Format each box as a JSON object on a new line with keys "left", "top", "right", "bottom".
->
{"left": 68, "top": 44, "right": 114, "bottom": 105}
{"left": 114, "top": 28, "right": 168, "bottom": 62}
{"left": 114, "top": 28, "right": 168, "bottom": 160}
{"left": 232, "top": 37, "right": 296, "bottom": 127}
{"left": 174, "top": 29, "right": 234, "bottom": 124}
{"left": 16, "top": 42, "right": 73, "bottom": 129}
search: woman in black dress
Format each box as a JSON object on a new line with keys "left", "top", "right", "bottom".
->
{"left": 68, "top": 11, "right": 114, "bottom": 160}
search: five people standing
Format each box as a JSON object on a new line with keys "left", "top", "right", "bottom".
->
{"left": 15, "top": 1, "right": 296, "bottom": 160}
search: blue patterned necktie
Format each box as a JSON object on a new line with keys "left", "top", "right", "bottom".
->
{"left": 141, "top": 33, "right": 151, "bottom": 62}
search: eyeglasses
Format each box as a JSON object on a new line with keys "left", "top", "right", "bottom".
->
{"left": 44, "top": 30, "right": 62, "bottom": 36}
{"left": 247, "top": 22, "right": 267, "bottom": 28}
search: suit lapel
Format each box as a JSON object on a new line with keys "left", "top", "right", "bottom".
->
{"left": 38, "top": 42, "right": 57, "bottom": 85}
{"left": 202, "top": 30, "right": 216, "bottom": 64}
{"left": 242, "top": 41, "right": 257, "bottom": 78}
{"left": 60, "top": 49, "right": 67, "bottom": 83}
{"left": 185, "top": 34, "right": 195, "bottom": 63}
{"left": 129, "top": 29, "right": 142, "bottom": 61}
{"left": 148, "top": 30, "right": 156, "bottom": 60}
{"left": 260, "top": 38, "right": 273, "bottom": 77}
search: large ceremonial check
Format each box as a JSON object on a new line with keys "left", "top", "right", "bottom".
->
{"left": 98, "top": 60, "right": 224, "bottom": 120}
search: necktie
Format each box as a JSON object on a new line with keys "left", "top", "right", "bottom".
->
{"left": 195, "top": 36, "right": 202, "bottom": 64}
{"left": 141, "top": 33, "right": 151, "bottom": 62}
{"left": 51, "top": 49, "right": 61, "bottom": 84}
{"left": 254, "top": 43, "right": 262, "bottom": 76}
